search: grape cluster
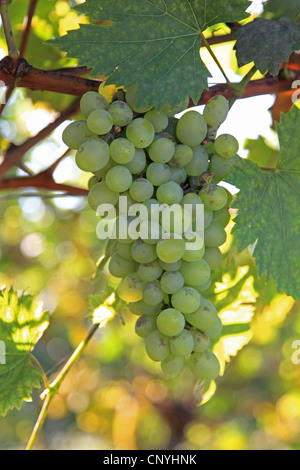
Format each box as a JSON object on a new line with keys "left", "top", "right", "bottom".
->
{"left": 63, "top": 87, "right": 238, "bottom": 382}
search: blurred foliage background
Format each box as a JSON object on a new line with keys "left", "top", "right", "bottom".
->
{"left": 0, "top": 0, "right": 299, "bottom": 450}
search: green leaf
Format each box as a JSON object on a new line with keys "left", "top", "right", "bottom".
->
{"left": 263, "top": 0, "right": 300, "bottom": 21}
{"left": 228, "top": 106, "right": 300, "bottom": 301}
{"left": 245, "top": 136, "right": 279, "bottom": 168}
{"left": 50, "top": 0, "right": 249, "bottom": 109}
{"left": 235, "top": 17, "right": 300, "bottom": 76}
{"left": 0, "top": 286, "right": 49, "bottom": 417}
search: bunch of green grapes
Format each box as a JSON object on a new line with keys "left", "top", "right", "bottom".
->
{"left": 63, "top": 87, "right": 237, "bottom": 383}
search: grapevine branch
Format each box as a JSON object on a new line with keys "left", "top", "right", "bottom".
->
{"left": 0, "top": 2, "right": 18, "bottom": 59}
{"left": 0, "top": 97, "right": 81, "bottom": 179}
{"left": 19, "top": 0, "right": 39, "bottom": 58}
{"left": 0, "top": 55, "right": 298, "bottom": 102}
{"left": 0, "top": 172, "right": 89, "bottom": 195}
{"left": 0, "top": 56, "right": 103, "bottom": 96}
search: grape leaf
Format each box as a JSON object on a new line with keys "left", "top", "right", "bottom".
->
{"left": 263, "top": 0, "right": 300, "bottom": 21}
{"left": 228, "top": 106, "right": 300, "bottom": 301}
{"left": 0, "top": 286, "right": 49, "bottom": 417}
{"left": 244, "top": 136, "right": 279, "bottom": 168}
{"left": 50, "top": 0, "right": 249, "bottom": 109}
{"left": 235, "top": 17, "right": 300, "bottom": 76}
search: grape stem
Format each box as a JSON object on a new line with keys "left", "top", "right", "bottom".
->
{"left": 229, "top": 66, "right": 258, "bottom": 109}
{"left": 26, "top": 322, "right": 101, "bottom": 450}
{"left": 0, "top": 2, "right": 18, "bottom": 59}
{"left": 200, "top": 32, "right": 232, "bottom": 86}
{"left": 19, "top": 0, "right": 39, "bottom": 57}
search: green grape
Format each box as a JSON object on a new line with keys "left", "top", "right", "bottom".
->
{"left": 108, "top": 100, "right": 133, "bottom": 127}
{"left": 105, "top": 165, "right": 133, "bottom": 193}
{"left": 214, "top": 134, "right": 239, "bottom": 159}
{"left": 188, "top": 350, "right": 220, "bottom": 380}
{"left": 204, "top": 142, "right": 215, "bottom": 154}
{"left": 135, "top": 315, "right": 157, "bottom": 338}
{"left": 146, "top": 163, "right": 171, "bottom": 186}
{"left": 169, "top": 329, "right": 194, "bottom": 357}
{"left": 117, "top": 273, "right": 145, "bottom": 302}
{"left": 144, "top": 109, "right": 169, "bottom": 133}
{"left": 113, "top": 216, "right": 136, "bottom": 243}
{"left": 156, "top": 236, "right": 186, "bottom": 264}
{"left": 161, "top": 354, "right": 184, "bottom": 375}
{"left": 213, "top": 206, "right": 231, "bottom": 227}
{"left": 199, "top": 184, "right": 227, "bottom": 211}
{"left": 190, "top": 330, "right": 210, "bottom": 353}
{"left": 93, "top": 160, "right": 114, "bottom": 179}
{"left": 148, "top": 138, "right": 175, "bottom": 163}
{"left": 161, "top": 96, "right": 189, "bottom": 117}
{"left": 179, "top": 259, "right": 211, "bottom": 287}
{"left": 124, "top": 148, "right": 146, "bottom": 174}
{"left": 119, "top": 191, "right": 137, "bottom": 216}
{"left": 182, "top": 243, "right": 205, "bottom": 262}
{"left": 108, "top": 253, "right": 136, "bottom": 278}
{"left": 129, "top": 178, "right": 154, "bottom": 202}
{"left": 80, "top": 91, "right": 109, "bottom": 118}
{"left": 139, "top": 301, "right": 163, "bottom": 316}
{"left": 157, "top": 308, "right": 185, "bottom": 336}
{"left": 131, "top": 239, "right": 157, "bottom": 264}
{"left": 126, "top": 118, "right": 155, "bottom": 148}
{"left": 116, "top": 241, "right": 134, "bottom": 260}
{"left": 194, "top": 279, "right": 212, "bottom": 294}
{"left": 145, "top": 330, "right": 169, "bottom": 362}
{"left": 88, "top": 182, "right": 119, "bottom": 211}
{"left": 160, "top": 271, "right": 184, "bottom": 294}
{"left": 109, "top": 138, "right": 135, "bottom": 164}
{"left": 137, "top": 260, "right": 163, "bottom": 282}
{"left": 75, "top": 139, "right": 110, "bottom": 173}
{"left": 183, "top": 232, "right": 205, "bottom": 261}
{"left": 204, "top": 222, "right": 227, "bottom": 248}
{"left": 203, "top": 95, "right": 229, "bottom": 127}
{"left": 156, "top": 181, "right": 183, "bottom": 205}
{"left": 203, "top": 247, "right": 223, "bottom": 270}
{"left": 62, "top": 120, "right": 98, "bottom": 149}
{"left": 125, "top": 85, "right": 153, "bottom": 113}
{"left": 139, "top": 220, "right": 162, "bottom": 245}
{"left": 169, "top": 144, "right": 193, "bottom": 168}
{"left": 204, "top": 210, "right": 213, "bottom": 229}
{"left": 160, "top": 204, "right": 191, "bottom": 235}
{"left": 171, "top": 287, "right": 201, "bottom": 314}
{"left": 154, "top": 130, "right": 176, "bottom": 143}
{"left": 205, "top": 316, "right": 223, "bottom": 338}
{"left": 184, "top": 298, "right": 221, "bottom": 335}
{"left": 129, "top": 200, "right": 154, "bottom": 223}
{"left": 209, "top": 153, "right": 235, "bottom": 183}
{"left": 184, "top": 145, "right": 209, "bottom": 176}
{"left": 225, "top": 188, "right": 233, "bottom": 207}
{"left": 143, "top": 280, "right": 164, "bottom": 306}
{"left": 128, "top": 302, "right": 143, "bottom": 316}
{"left": 169, "top": 167, "right": 187, "bottom": 184}
{"left": 182, "top": 193, "right": 203, "bottom": 219}
{"left": 144, "top": 198, "right": 160, "bottom": 213}
{"left": 87, "top": 109, "right": 114, "bottom": 135}
{"left": 176, "top": 110, "right": 207, "bottom": 147}
{"left": 158, "top": 259, "right": 182, "bottom": 272}
{"left": 88, "top": 175, "right": 100, "bottom": 190}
